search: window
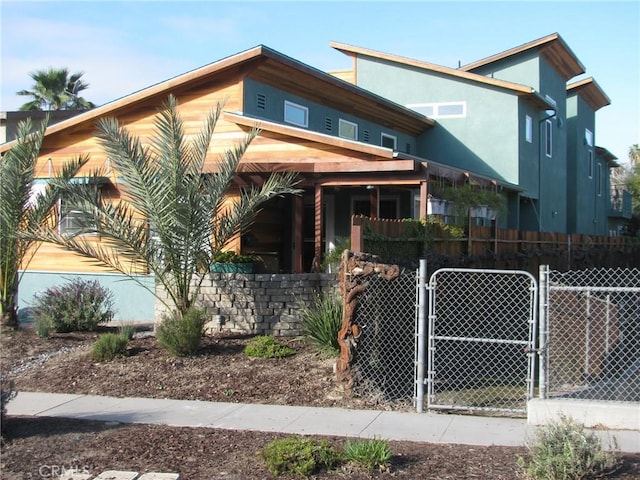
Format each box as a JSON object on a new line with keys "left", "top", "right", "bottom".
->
{"left": 597, "top": 163, "right": 603, "bottom": 196}
{"left": 588, "top": 150, "right": 594, "bottom": 179}
{"left": 381, "top": 133, "right": 397, "bottom": 149}
{"left": 284, "top": 101, "right": 308, "bottom": 127}
{"left": 59, "top": 196, "right": 96, "bottom": 236}
{"left": 525, "top": 115, "right": 533, "bottom": 143}
{"left": 545, "top": 119, "right": 553, "bottom": 157}
{"left": 406, "top": 102, "right": 466, "bottom": 119}
{"left": 585, "top": 128, "right": 593, "bottom": 147}
{"left": 338, "top": 119, "right": 358, "bottom": 140}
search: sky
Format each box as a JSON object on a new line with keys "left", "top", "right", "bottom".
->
{"left": 1, "top": 0, "right": 638, "bottom": 162}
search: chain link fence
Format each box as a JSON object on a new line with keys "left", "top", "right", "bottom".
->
{"left": 351, "top": 270, "right": 417, "bottom": 404}
{"left": 541, "top": 267, "right": 640, "bottom": 402}
{"left": 426, "top": 268, "right": 537, "bottom": 414}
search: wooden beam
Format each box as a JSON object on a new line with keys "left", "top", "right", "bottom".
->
{"left": 293, "top": 195, "right": 303, "bottom": 273}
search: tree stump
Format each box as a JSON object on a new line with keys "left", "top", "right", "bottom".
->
{"left": 335, "top": 250, "right": 400, "bottom": 394}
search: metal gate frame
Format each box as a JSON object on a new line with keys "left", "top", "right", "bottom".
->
{"left": 416, "top": 264, "right": 538, "bottom": 414}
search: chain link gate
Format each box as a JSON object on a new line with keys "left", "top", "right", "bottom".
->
{"left": 419, "top": 268, "right": 538, "bottom": 415}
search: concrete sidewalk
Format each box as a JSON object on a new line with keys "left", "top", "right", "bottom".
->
{"left": 7, "top": 391, "right": 639, "bottom": 452}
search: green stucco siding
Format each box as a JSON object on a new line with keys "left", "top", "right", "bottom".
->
{"left": 466, "top": 51, "right": 541, "bottom": 91}
{"left": 355, "top": 56, "right": 520, "bottom": 184}
{"left": 242, "top": 78, "right": 416, "bottom": 152}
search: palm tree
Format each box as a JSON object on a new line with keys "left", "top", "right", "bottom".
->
{"left": 34, "top": 95, "right": 300, "bottom": 317}
{"left": 0, "top": 117, "right": 88, "bottom": 327}
{"left": 16, "top": 68, "right": 96, "bottom": 111}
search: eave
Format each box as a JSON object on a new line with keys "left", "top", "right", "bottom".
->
{"left": 460, "top": 33, "right": 585, "bottom": 82}
{"left": 567, "top": 77, "right": 611, "bottom": 111}
{"left": 329, "top": 41, "right": 552, "bottom": 109}
{"left": 596, "top": 146, "right": 620, "bottom": 167}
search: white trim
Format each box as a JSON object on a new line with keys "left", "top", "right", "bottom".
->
{"left": 284, "top": 100, "right": 308, "bottom": 128}
{"left": 381, "top": 132, "right": 397, "bottom": 149}
{"left": 545, "top": 119, "right": 553, "bottom": 158}
{"left": 525, "top": 115, "right": 533, "bottom": 143}
{"left": 406, "top": 101, "right": 466, "bottom": 119}
{"left": 338, "top": 118, "right": 358, "bottom": 140}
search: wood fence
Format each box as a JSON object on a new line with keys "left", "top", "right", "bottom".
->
{"left": 350, "top": 215, "right": 640, "bottom": 273}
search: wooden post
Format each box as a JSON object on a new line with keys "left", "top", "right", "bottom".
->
{"left": 419, "top": 180, "right": 428, "bottom": 219}
{"left": 313, "top": 184, "right": 323, "bottom": 272}
{"left": 369, "top": 187, "right": 379, "bottom": 218}
{"left": 293, "top": 195, "right": 303, "bottom": 273}
{"left": 351, "top": 215, "right": 364, "bottom": 252}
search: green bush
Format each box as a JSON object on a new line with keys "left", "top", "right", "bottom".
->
{"left": 119, "top": 324, "right": 136, "bottom": 341}
{"left": 299, "top": 293, "right": 342, "bottom": 355}
{"left": 262, "top": 436, "right": 339, "bottom": 477}
{"left": 519, "top": 415, "right": 619, "bottom": 480}
{"left": 244, "top": 335, "right": 295, "bottom": 359}
{"left": 156, "top": 308, "right": 206, "bottom": 357}
{"left": 91, "top": 333, "right": 129, "bottom": 362}
{"left": 343, "top": 437, "right": 392, "bottom": 471}
{"left": 31, "top": 278, "right": 114, "bottom": 333}
{"left": 1, "top": 378, "right": 16, "bottom": 436}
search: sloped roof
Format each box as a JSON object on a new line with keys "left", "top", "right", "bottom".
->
{"left": 329, "top": 41, "right": 553, "bottom": 110}
{"left": 596, "top": 146, "right": 619, "bottom": 167}
{"left": 460, "top": 33, "right": 585, "bottom": 81}
{"left": 567, "top": 77, "right": 611, "bottom": 111}
{"left": 1, "top": 45, "right": 434, "bottom": 153}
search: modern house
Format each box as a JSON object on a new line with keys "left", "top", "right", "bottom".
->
{"left": 0, "top": 33, "right": 626, "bottom": 321}
{"left": 329, "top": 33, "right": 628, "bottom": 235}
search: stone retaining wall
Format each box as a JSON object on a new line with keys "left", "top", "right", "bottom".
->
{"left": 155, "top": 272, "right": 339, "bottom": 336}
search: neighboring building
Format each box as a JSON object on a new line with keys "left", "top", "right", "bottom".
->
{"left": 0, "top": 34, "right": 625, "bottom": 320}
{"left": 0, "top": 110, "right": 85, "bottom": 143}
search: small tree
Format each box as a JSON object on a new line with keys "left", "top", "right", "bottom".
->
{"left": 33, "top": 95, "right": 300, "bottom": 317}
{"left": 0, "top": 117, "right": 88, "bottom": 327}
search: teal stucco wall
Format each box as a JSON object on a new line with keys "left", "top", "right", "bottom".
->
{"left": 17, "top": 271, "right": 156, "bottom": 323}
{"left": 242, "top": 78, "right": 416, "bottom": 153}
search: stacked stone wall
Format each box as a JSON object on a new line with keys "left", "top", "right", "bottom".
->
{"left": 156, "top": 273, "right": 339, "bottom": 336}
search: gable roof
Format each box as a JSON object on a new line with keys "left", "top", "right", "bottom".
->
{"left": 460, "top": 33, "right": 585, "bottom": 81}
{"left": 329, "top": 41, "right": 553, "bottom": 110}
{"left": 1, "top": 45, "right": 434, "bottom": 153}
{"left": 567, "top": 77, "right": 611, "bottom": 111}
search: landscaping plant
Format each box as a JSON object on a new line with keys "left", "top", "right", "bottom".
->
{"left": 156, "top": 307, "right": 207, "bottom": 357}
{"left": 31, "top": 278, "right": 114, "bottom": 333}
{"left": 91, "top": 332, "right": 129, "bottom": 362}
{"left": 343, "top": 437, "right": 392, "bottom": 471}
{"left": 0, "top": 116, "right": 88, "bottom": 327}
{"left": 262, "top": 436, "right": 339, "bottom": 477}
{"left": 243, "top": 335, "right": 295, "bottom": 359}
{"left": 519, "top": 415, "right": 619, "bottom": 480}
{"left": 299, "top": 292, "right": 342, "bottom": 355}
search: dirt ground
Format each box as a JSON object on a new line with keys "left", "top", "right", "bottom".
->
{"left": 1, "top": 326, "right": 639, "bottom": 479}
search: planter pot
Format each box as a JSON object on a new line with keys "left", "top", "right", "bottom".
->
{"left": 210, "top": 262, "right": 255, "bottom": 273}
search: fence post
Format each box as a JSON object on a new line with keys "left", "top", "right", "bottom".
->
{"left": 538, "top": 264, "right": 549, "bottom": 399}
{"left": 350, "top": 215, "right": 364, "bottom": 252}
{"left": 416, "top": 258, "right": 428, "bottom": 412}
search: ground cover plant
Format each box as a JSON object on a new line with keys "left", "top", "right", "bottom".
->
{"left": 244, "top": 334, "right": 296, "bottom": 358}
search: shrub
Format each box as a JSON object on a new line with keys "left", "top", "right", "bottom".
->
{"left": 156, "top": 308, "right": 206, "bottom": 357}
{"left": 1, "top": 378, "right": 16, "bottom": 436}
{"left": 119, "top": 324, "right": 136, "bottom": 341}
{"left": 519, "top": 415, "right": 619, "bottom": 480}
{"left": 244, "top": 335, "right": 295, "bottom": 359}
{"left": 299, "top": 293, "right": 342, "bottom": 355}
{"left": 34, "top": 315, "right": 52, "bottom": 338}
{"left": 343, "top": 437, "right": 392, "bottom": 471}
{"left": 262, "top": 436, "right": 339, "bottom": 477}
{"left": 31, "top": 278, "right": 114, "bottom": 333}
{"left": 91, "top": 333, "right": 129, "bottom": 362}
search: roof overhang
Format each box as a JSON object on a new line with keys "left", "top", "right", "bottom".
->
{"left": 596, "top": 146, "right": 620, "bottom": 167}
{"left": 567, "top": 77, "right": 611, "bottom": 111}
{"left": 460, "top": 33, "right": 585, "bottom": 81}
